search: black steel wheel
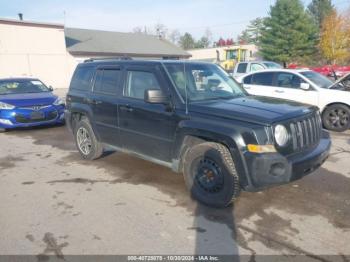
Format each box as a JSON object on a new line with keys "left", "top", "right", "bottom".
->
{"left": 183, "top": 142, "right": 240, "bottom": 208}
{"left": 195, "top": 157, "right": 225, "bottom": 194}
{"left": 322, "top": 104, "right": 350, "bottom": 132}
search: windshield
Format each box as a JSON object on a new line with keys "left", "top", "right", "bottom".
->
{"left": 263, "top": 62, "right": 282, "bottom": 69}
{"left": 300, "top": 71, "right": 333, "bottom": 89}
{"left": 164, "top": 63, "right": 247, "bottom": 102}
{"left": 0, "top": 79, "right": 50, "bottom": 95}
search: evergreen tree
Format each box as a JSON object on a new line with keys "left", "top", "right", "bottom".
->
{"left": 179, "top": 33, "right": 196, "bottom": 50}
{"left": 195, "top": 37, "right": 211, "bottom": 48}
{"left": 239, "top": 18, "right": 266, "bottom": 44}
{"left": 308, "top": 0, "right": 335, "bottom": 29}
{"left": 237, "top": 30, "right": 251, "bottom": 44}
{"left": 259, "top": 0, "right": 318, "bottom": 64}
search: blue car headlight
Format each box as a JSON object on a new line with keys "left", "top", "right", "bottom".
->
{"left": 0, "top": 101, "right": 15, "bottom": 110}
{"left": 53, "top": 97, "right": 65, "bottom": 106}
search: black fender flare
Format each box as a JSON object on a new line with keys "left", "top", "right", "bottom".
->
{"left": 172, "top": 120, "right": 251, "bottom": 188}
{"left": 68, "top": 103, "right": 101, "bottom": 141}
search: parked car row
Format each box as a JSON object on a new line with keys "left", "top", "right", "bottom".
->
{"left": 0, "top": 59, "right": 341, "bottom": 207}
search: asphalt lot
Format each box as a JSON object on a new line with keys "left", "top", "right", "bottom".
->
{"left": 0, "top": 123, "right": 349, "bottom": 261}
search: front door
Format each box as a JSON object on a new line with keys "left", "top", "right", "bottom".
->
{"left": 118, "top": 65, "right": 177, "bottom": 162}
{"left": 273, "top": 72, "right": 319, "bottom": 106}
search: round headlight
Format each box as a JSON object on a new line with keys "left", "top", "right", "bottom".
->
{"left": 274, "top": 124, "right": 289, "bottom": 147}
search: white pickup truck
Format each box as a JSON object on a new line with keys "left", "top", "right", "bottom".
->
{"left": 233, "top": 61, "right": 282, "bottom": 78}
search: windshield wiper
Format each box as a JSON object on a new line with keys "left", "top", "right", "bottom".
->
{"left": 23, "top": 91, "right": 46, "bottom": 94}
{"left": 195, "top": 96, "right": 241, "bottom": 102}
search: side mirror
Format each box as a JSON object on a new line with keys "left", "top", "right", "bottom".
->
{"left": 144, "top": 89, "right": 169, "bottom": 104}
{"left": 300, "top": 83, "right": 310, "bottom": 90}
{"left": 48, "top": 86, "right": 54, "bottom": 91}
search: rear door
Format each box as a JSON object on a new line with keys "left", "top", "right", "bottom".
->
{"left": 118, "top": 65, "right": 177, "bottom": 162}
{"left": 90, "top": 66, "right": 122, "bottom": 146}
{"left": 242, "top": 72, "right": 275, "bottom": 97}
{"left": 273, "top": 72, "right": 319, "bottom": 105}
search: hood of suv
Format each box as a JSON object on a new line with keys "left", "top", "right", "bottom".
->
{"left": 190, "top": 95, "right": 317, "bottom": 125}
{"left": 0, "top": 92, "right": 57, "bottom": 107}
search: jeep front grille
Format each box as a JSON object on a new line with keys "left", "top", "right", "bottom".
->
{"left": 289, "top": 113, "right": 322, "bottom": 151}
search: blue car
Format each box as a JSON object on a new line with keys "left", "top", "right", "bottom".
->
{"left": 0, "top": 78, "right": 65, "bottom": 132}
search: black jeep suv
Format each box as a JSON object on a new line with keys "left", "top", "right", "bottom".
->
{"left": 65, "top": 59, "right": 331, "bottom": 208}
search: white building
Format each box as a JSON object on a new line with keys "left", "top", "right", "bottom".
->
{"left": 0, "top": 18, "right": 190, "bottom": 89}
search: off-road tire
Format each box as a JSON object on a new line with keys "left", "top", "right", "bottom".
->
{"left": 322, "top": 104, "right": 350, "bottom": 132}
{"left": 182, "top": 142, "right": 240, "bottom": 208}
{"left": 74, "top": 118, "right": 103, "bottom": 160}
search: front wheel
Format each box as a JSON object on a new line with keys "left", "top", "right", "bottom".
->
{"left": 322, "top": 104, "right": 350, "bottom": 132}
{"left": 0, "top": 128, "right": 6, "bottom": 133}
{"left": 74, "top": 118, "right": 103, "bottom": 160}
{"left": 182, "top": 142, "right": 240, "bottom": 208}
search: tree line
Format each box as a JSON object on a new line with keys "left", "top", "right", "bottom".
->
{"left": 132, "top": 0, "right": 350, "bottom": 65}
{"left": 132, "top": 24, "right": 214, "bottom": 50}
{"left": 234, "top": 0, "right": 350, "bottom": 65}
{"left": 257, "top": 0, "right": 350, "bottom": 66}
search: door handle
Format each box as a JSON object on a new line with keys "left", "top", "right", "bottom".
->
{"left": 84, "top": 98, "right": 102, "bottom": 105}
{"left": 120, "top": 104, "right": 134, "bottom": 112}
{"left": 274, "top": 90, "right": 284, "bottom": 93}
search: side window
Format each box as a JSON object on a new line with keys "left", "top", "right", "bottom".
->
{"left": 93, "top": 69, "right": 121, "bottom": 95}
{"left": 191, "top": 70, "right": 232, "bottom": 92}
{"left": 275, "top": 73, "right": 304, "bottom": 89}
{"left": 70, "top": 66, "right": 94, "bottom": 91}
{"left": 243, "top": 75, "right": 252, "bottom": 84}
{"left": 251, "top": 72, "right": 274, "bottom": 86}
{"left": 250, "top": 63, "right": 265, "bottom": 72}
{"left": 124, "top": 71, "right": 160, "bottom": 99}
{"left": 237, "top": 63, "right": 248, "bottom": 73}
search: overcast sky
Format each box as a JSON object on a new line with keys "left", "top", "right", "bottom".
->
{"left": 0, "top": 0, "right": 349, "bottom": 40}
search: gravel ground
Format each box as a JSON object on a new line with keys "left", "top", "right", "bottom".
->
{"left": 0, "top": 123, "right": 349, "bottom": 261}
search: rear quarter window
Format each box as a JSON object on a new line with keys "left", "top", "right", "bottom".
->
{"left": 93, "top": 69, "right": 121, "bottom": 95}
{"left": 70, "top": 66, "right": 94, "bottom": 91}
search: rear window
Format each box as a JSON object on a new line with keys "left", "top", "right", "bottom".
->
{"left": 251, "top": 72, "right": 274, "bottom": 86}
{"left": 93, "top": 69, "right": 121, "bottom": 95}
{"left": 237, "top": 63, "right": 248, "bottom": 73}
{"left": 263, "top": 62, "right": 282, "bottom": 69}
{"left": 70, "top": 66, "right": 94, "bottom": 91}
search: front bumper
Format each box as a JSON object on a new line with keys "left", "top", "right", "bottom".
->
{"left": 0, "top": 105, "right": 65, "bottom": 129}
{"left": 243, "top": 130, "right": 331, "bottom": 191}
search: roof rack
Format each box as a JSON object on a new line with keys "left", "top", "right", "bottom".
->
{"left": 84, "top": 56, "right": 133, "bottom": 62}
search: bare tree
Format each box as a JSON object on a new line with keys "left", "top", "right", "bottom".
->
{"left": 154, "top": 23, "right": 168, "bottom": 39}
{"left": 204, "top": 28, "right": 213, "bottom": 46}
{"left": 168, "top": 29, "right": 181, "bottom": 44}
{"left": 132, "top": 26, "right": 143, "bottom": 34}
